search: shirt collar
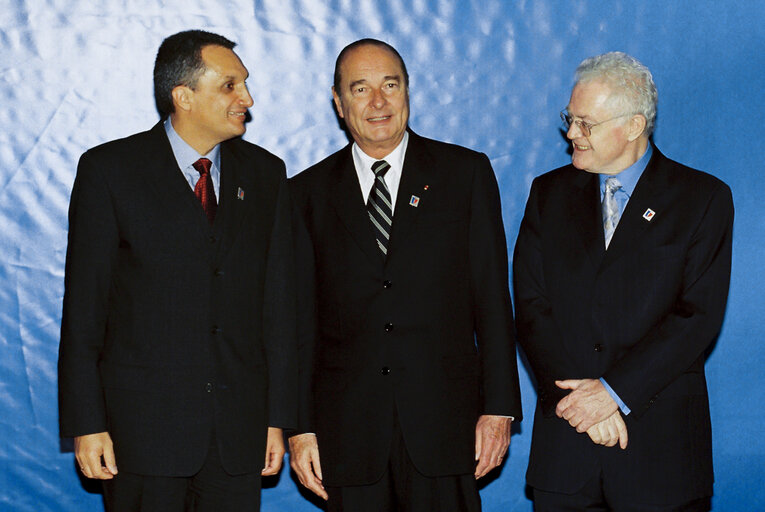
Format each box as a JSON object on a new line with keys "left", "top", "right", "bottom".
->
{"left": 164, "top": 117, "right": 221, "bottom": 171}
{"left": 352, "top": 131, "right": 409, "bottom": 174}
{"left": 599, "top": 144, "right": 653, "bottom": 197}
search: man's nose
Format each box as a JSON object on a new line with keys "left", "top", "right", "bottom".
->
{"left": 370, "top": 88, "right": 386, "bottom": 108}
{"left": 240, "top": 85, "right": 254, "bottom": 108}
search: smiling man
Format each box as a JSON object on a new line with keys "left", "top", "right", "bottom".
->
{"left": 58, "top": 30, "right": 296, "bottom": 511}
{"left": 288, "top": 39, "right": 522, "bottom": 511}
{"left": 513, "top": 52, "right": 733, "bottom": 511}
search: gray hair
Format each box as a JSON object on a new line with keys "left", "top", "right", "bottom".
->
{"left": 575, "top": 51, "right": 658, "bottom": 137}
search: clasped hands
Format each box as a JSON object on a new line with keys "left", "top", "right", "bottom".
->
{"left": 555, "top": 378, "right": 628, "bottom": 449}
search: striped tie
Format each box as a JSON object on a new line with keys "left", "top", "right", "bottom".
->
{"left": 368, "top": 160, "right": 393, "bottom": 256}
{"left": 602, "top": 176, "right": 622, "bottom": 249}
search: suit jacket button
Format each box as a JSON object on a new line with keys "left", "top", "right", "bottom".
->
{"left": 205, "top": 382, "right": 213, "bottom": 392}
{"left": 384, "top": 323, "right": 394, "bottom": 332}
{"left": 381, "top": 367, "right": 391, "bottom": 375}
{"left": 209, "top": 235, "right": 218, "bottom": 244}
{"left": 383, "top": 280, "right": 392, "bottom": 289}
{"left": 594, "top": 344, "right": 603, "bottom": 352}
{"left": 214, "top": 269, "right": 224, "bottom": 277}
{"left": 211, "top": 326, "right": 222, "bottom": 334}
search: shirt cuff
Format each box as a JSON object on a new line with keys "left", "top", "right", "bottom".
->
{"left": 600, "top": 378, "right": 631, "bottom": 415}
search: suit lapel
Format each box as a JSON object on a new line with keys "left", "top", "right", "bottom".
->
{"left": 386, "top": 132, "right": 436, "bottom": 261}
{"left": 140, "top": 123, "right": 212, "bottom": 240}
{"left": 569, "top": 170, "right": 606, "bottom": 268}
{"left": 329, "top": 146, "right": 383, "bottom": 266}
{"left": 215, "top": 140, "right": 252, "bottom": 262}
{"left": 600, "top": 148, "right": 669, "bottom": 268}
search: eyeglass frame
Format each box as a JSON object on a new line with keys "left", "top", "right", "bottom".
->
{"left": 560, "top": 110, "right": 633, "bottom": 137}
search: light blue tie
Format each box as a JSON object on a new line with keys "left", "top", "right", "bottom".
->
{"left": 602, "top": 177, "right": 622, "bottom": 249}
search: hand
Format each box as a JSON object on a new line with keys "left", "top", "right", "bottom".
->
{"left": 288, "top": 433, "right": 328, "bottom": 500}
{"left": 585, "top": 411, "right": 629, "bottom": 449}
{"left": 474, "top": 415, "right": 512, "bottom": 479}
{"left": 74, "top": 432, "right": 118, "bottom": 480}
{"left": 262, "top": 427, "right": 285, "bottom": 476}
{"left": 555, "top": 379, "right": 618, "bottom": 433}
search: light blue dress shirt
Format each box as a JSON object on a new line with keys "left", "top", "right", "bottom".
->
{"left": 598, "top": 144, "right": 653, "bottom": 415}
{"left": 164, "top": 118, "right": 221, "bottom": 199}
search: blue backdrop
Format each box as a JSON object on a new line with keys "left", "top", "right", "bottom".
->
{"left": 1, "top": 1, "right": 763, "bottom": 510}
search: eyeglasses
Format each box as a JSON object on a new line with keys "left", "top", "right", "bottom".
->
{"left": 560, "top": 110, "right": 631, "bottom": 137}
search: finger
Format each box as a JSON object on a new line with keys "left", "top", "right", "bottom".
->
{"left": 102, "top": 445, "right": 118, "bottom": 476}
{"left": 586, "top": 425, "right": 602, "bottom": 444}
{"left": 474, "top": 428, "right": 483, "bottom": 461}
{"left": 262, "top": 451, "right": 282, "bottom": 476}
{"left": 616, "top": 416, "right": 629, "bottom": 450}
{"left": 474, "top": 458, "right": 490, "bottom": 479}
{"left": 311, "top": 448, "right": 324, "bottom": 481}
{"left": 604, "top": 421, "right": 618, "bottom": 447}
{"left": 555, "top": 379, "right": 581, "bottom": 390}
{"left": 304, "top": 459, "right": 327, "bottom": 500}
{"left": 83, "top": 453, "right": 106, "bottom": 479}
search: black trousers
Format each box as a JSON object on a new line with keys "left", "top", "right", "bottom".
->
{"left": 326, "top": 408, "right": 481, "bottom": 512}
{"left": 532, "top": 468, "right": 711, "bottom": 512}
{"left": 103, "top": 433, "right": 261, "bottom": 512}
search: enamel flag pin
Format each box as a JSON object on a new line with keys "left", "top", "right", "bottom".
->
{"left": 409, "top": 195, "right": 420, "bottom": 207}
{"left": 643, "top": 208, "right": 655, "bottom": 221}
{"left": 237, "top": 187, "right": 245, "bottom": 200}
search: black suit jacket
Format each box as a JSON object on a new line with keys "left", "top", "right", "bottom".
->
{"left": 290, "top": 131, "right": 522, "bottom": 487}
{"left": 59, "top": 122, "right": 297, "bottom": 476}
{"left": 513, "top": 146, "right": 733, "bottom": 502}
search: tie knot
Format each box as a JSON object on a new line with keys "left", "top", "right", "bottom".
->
{"left": 193, "top": 158, "right": 212, "bottom": 177}
{"left": 605, "top": 176, "right": 622, "bottom": 193}
{"left": 371, "top": 160, "right": 391, "bottom": 178}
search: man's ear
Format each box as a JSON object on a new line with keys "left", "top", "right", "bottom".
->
{"left": 171, "top": 85, "right": 193, "bottom": 113}
{"left": 332, "top": 87, "right": 344, "bottom": 119}
{"left": 627, "top": 114, "right": 647, "bottom": 142}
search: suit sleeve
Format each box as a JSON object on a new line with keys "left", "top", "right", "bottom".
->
{"left": 261, "top": 169, "right": 299, "bottom": 429}
{"left": 58, "top": 152, "right": 118, "bottom": 437}
{"left": 289, "top": 182, "right": 318, "bottom": 434}
{"left": 469, "top": 154, "right": 523, "bottom": 420}
{"left": 603, "top": 181, "right": 734, "bottom": 417}
{"left": 513, "top": 178, "right": 579, "bottom": 416}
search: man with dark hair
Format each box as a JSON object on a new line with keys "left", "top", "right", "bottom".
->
{"left": 289, "top": 38, "right": 522, "bottom": 511}
{"left": 513, "top": 52, "right": 733, "bottom": 511}
{"left": 58, "top": 29, "right": 296, "bottom": 511}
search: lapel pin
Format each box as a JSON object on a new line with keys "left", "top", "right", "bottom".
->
{"left": 409, "top": 195, "right": 420, "bottom": 207}
{"left": 643, "top": 208, "right": 655, "bottom": 221}
{"left": 237, "top": 187, "right": 245, "bottom": 200}
{"left": 423, "top": 185, "right": 429, "bottom": 191}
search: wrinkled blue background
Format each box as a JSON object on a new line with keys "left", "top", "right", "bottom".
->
{"left": 1, "top": 1, "right": 763, "bottom": 510}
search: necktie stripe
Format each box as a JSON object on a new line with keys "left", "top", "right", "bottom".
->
{"left": 375, "top": 187, "right": 393, "bottom": 210}
{"left": 370, "top": 201, "right": 392, "bottom": 226}
{"left": 368, "top": 212, "right": 391, "bottom": 240}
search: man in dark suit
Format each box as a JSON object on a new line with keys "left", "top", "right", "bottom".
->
{"left": 513, "top": 52, "right": 733, "bottom": 511}
{"left": 288, "top": 39, "right": 522, "bottom": 511}
{"left": 58, "top": 30, "right": 296, "bottom": 511}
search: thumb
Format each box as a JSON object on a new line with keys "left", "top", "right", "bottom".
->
{"left": 103, "top": 446, "right": 118, "bottom": 475}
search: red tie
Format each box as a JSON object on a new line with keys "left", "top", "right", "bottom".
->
{"left": 192, "top": 158, "right": 217, "bottom": 224}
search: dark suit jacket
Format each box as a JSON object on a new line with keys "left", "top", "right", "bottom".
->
{"left": 289, "top": 131, "right": 522, "bottom": 487}
{"left": 58, "top": 122, "right": 297, "bottom": 477}
{"left": 513, "top": 146, "right": 733, "bottom": 503}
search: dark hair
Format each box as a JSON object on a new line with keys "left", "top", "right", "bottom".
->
{"left": 333, "top": 38, "right": 409, "bottom": 94}
{"left": 153, "top": 30, "right": 236, "bottom": 117}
